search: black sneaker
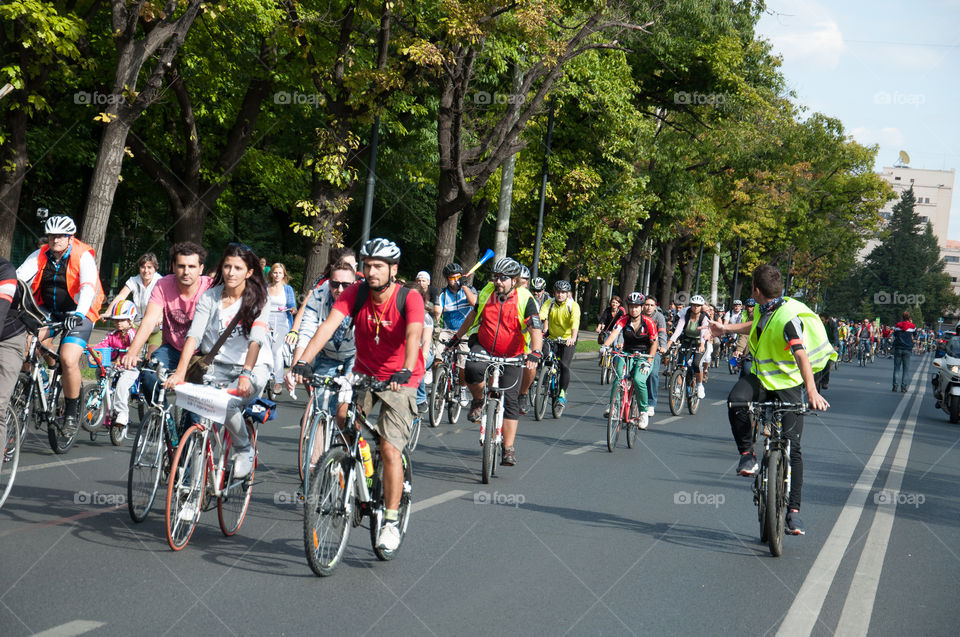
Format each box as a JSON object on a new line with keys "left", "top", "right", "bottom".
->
{"left": 901, "top": 385, "right": 907, "bottom": 393}
{"left": 737, "top": 451, "right": 758, "bottom": 476}
{"left": 468, "top": 399, "right": 484, "bottom": 423}
{"left": 786, "top": 510, "right": 805, "bottom": 535}
{"left": 501, "top": 445, "right": 516, "bottom": 466}
{"left": 518, "top": 394, "right": 529, "bottom": 416}
{"left": 62, "top": 415, "right": 79, "bottom": 437}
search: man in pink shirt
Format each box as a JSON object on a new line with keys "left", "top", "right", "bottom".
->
{"left": 120, "top": 242, "right": 213, "bottom": 399}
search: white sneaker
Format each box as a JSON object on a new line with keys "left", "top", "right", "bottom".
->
{"left": 178, "top": 501, "right": 198, "bottom": 521}
{"left": 378, "top": 522, "right": 401, "bottom": 551}
{"left": 459, "top": 387, "right": 470, "bottom": 407}
{"left": 603, "top": 407, "right": 611, "bottom": 418}
{"left": 233, "top": 447, "right": 256, "bottom": 478}
{"left": 115, "top": 412, "right": 129, "bottom": 426}
{"left": 697, "top": 384, "right": 706, "bottom": 399}
{"left": 638, "top": 413, "right": 649, "bottom": 430}
{"left": 646, "top": 407, "right": 655, "bottom": 417}
{"left": 424, "top": 369, "right": 433, "bottom": 385}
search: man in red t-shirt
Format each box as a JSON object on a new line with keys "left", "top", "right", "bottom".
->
{"left": 294, "top": 238, "right": 423, "bottom": 553}
{"left": 450, "top": 257, "right": 542, "bottom": 467}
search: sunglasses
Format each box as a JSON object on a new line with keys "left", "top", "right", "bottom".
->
{"left": 329, "top": 280, "right": 352, "bottom": 289}
{"left": 447, "top": 274, "right": 462, "bottom": 280}
{"left": 492, "top": 273, "right": 513, "bottom": 282}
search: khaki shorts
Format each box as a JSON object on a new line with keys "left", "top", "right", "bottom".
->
{"left": 435, "top": 328, "right": 469, "bottom": 368}
{"left": 357, "top": 385, "right": 418, "bottom": 452}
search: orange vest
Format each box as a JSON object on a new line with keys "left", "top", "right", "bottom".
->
{"left": 31, "top": 238, "right": 105, "bottom": 322}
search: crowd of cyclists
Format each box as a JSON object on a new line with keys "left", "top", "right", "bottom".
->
{"left": 8, "top": 212, "right": 932, "bottom": 561}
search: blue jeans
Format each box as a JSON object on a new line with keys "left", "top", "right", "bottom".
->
{"left": 646, "top": 353, "right": 661, "bottom": 409}
{"left": 893, "top": 349, "right": 910, "bottom": 387}
{"left": 417, "top": 351, "right": 435, "bottom": 406}
{"left": 142, "top": 344, "right": 196, "bottom": 428}
{"left": 312, "top": 354, "right": 354, "bottom": 413}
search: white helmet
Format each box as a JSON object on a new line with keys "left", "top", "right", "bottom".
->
{"left": 44, "top": 215, "right": 77, "bottom": 235}
{"left": 360, "top": 238, "right": 401, "bottom": 264}
{"left": 689, "top": 294, "right": 705, "bottom": 306}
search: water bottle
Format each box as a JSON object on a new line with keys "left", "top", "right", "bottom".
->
{"left": 359, "top": 437, "right": 374, "bottom": 487}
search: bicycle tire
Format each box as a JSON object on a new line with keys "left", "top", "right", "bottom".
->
{"left": 299, "top": 404, "right": 325, "bottom": 484}
{"left": 606, "top": 383, "right": 623, "bottom": 452}
{"left": 552, "top": 374, "right": 564, "bottom": 419}
{"left": 408, "top": 416, "right": 422, "bottom": 452}
{"left": 687, "top": 374, "right": 701, "bottom": 415}
{"left": 0, "top": 409, "right": 21, "bottom": 509}
{"left": 534, "top": 365, "right": 548, "bottom": 421}
{"left": 447, "top": 384, "right": 463, "bottom": 424}
{"left": 371, "top": 449, "right": 413, "bottom": 561}
{"left": 668, "top": 369, "right": 685, "bottom": 416}
{"left": 127, "top": 411, "right": 164, "bottom": 523}
{"left": 429, "top": 367, "right": 448, "bottom": 427}
{"left": 219, "top": 422, "right": 257, "bottom": 536}
{"left": 165, "top": 424, "right": 207, "bottom": 551}
{"left": 303, "top": 447, "right": 352, "bottom": 576}
{"left": 481, "top": 399, "right": 495, "bottom": 484}
{"left": 626, "top": 394, "right": 639, "bottom": 449}
{"left": 46, "top": 387, "right": 74, "bottom": 454}
{"left": 764, "top": 450, "right": 787, "bottom": 557}
{"left": 755, "top": 460, "right": 767, "bottom": 543}
{"left": 79, "top": 383, "right": 105, "bottom": 433}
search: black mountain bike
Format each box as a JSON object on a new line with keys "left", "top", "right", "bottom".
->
{"left": 668, "top": 345, "right": 702, "bottom": 416}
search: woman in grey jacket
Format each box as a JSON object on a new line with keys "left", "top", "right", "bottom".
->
{"left": 165, "top": 244, "right": 271, "bottom": 477}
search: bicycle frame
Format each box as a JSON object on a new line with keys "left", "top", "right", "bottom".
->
{"left": 611, "top": 351, "right": 646, "bottom": 421}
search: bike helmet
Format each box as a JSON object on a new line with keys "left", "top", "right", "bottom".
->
{"left": 626, "top": 292, "right": 644, "bottom": 305}
{"left": 531, "top": 277, "right": 546, "bottom": 291}
{"left": 491, "top": 257, "right": 521, "bottom": 277}
{"left": 107, "top": 299, "right": 138, "bottom": 320}
{"left": 44, "top": 215, "right": 77, "bottom": 235}
{"left": 519, "top": 265, "right": 531, "bottom": 280}
{"left": 442, "top": 262, "right": 463, "bottom": 277}
{"left": 689, "top": 294, "right": 705, "bottom": 305}
{"left": 745, "top": 298, "right": 756, "bottom": 307}
{"left": 359, "top": 238, "right": 401, "bottom": 264}
{"left": 553, "top": 280, "right": 572, "bottom": 292}
{"left": 733, "top": 299, "right": 743, "bottom": 306}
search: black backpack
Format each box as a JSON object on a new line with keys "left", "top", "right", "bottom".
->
{"left": 15, "top": 279, "right": 48, "bottom": 334}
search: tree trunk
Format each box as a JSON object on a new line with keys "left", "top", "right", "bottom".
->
{"left": 659, "top": 239, "right": 677, "bottom": 305}
{"left": 0, "top": 107, "right": 28, "bottom": 259}
{"left": 172, "top": 200, "right": 206, "bottom": 245}
{"left": 582, "top": 278, "right": 595, "bottom": 323}
{"left": 459, "top": 197, "right": 488, "bottom": 278}
{"left": 82, "top": 118, "right": 133, "bottom": 266}
{"left": 679, "top": 245, "right": 696, "bottom": 298}
{"left": 619, "top": 229, "right": 649, "bottom": 297}
{"left": 599, "top": 277, "right": 610, "bottom": 311}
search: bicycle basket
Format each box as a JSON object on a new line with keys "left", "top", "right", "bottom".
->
{"left": 244, "top": 397, "right": 278, "bottom": 423}
{"left": 88, "top": 347, "right": 113, "bottom": 368}
{"left": 15, "top": 279, "right": 48, "bottom": 333}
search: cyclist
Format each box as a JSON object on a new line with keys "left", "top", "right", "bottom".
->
{"left": 723, "top": 300, "right": 745, "bottom": 325}
{"left": 643, "top": 296, "right": 667, "bottom": 416}
{"left": 288, "top": 247, "right": 359, "bottom": 342}
{"left": 435, "top": 262, "right": 476, "bottom": 402}
{"left": 539, "top": 280, "right": 580, "bottom": 407}
{"left": 665, "top": 294, "right": 709, "bottom": 399}
{"left": 448, "top": 257, "right": 542, "bottom": 466}
{"left": 87, "top": 300, "right": 140, "bottom": 434}
{"left": 0, "top": 255, "right": 27, "bottom": 454}
{"left": 293, "top": 238, "right": 424, "bottom": 552}
{"left": 111, "top": 252, "right": 162, "bottom": 357}
{"left": 265, "top": 262, "right": 296, "bottom": 395}
{"left": 595, "top": 296, "right": 625, "bottom": 344}
{"left": 518, "top": 272, "right": 548, "bottom": 413}
{"left": 17, "top": 215, "right": 105, "bottom": 435}
{"left": 704, "top": 265, "right": 833, "bottom": 536}
{"left": 856, "top": 319, "right": 873, "bottom": 363}
{"left": 414, "top": 271, "right": 441, "bottom": 321}
{"left": 530, "top": 277, "right": 548, "bottom": 308}
{"left": 519, "top": 265, "right": 531, "bottom": 290}
{"left": 601, "top": 292, "right": 657, "bottom": 429}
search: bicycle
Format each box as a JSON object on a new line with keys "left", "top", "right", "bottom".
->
{"left": 661, "top": 342, "right": 680, "bottom": 378}
{"left": 606, "top": 350, "right": 649, "bottom": 452}
{"left": 298, "top": 368, "right": 344, "bottom": 486}
{"left": 303, "top": 375, "right": 413, "bottom": 576}
{"left": 668, "top": 345, "right": 703, "bottom": 416}
{"left": 127, "top": 361, "right": 185, "bottom": 523}
{"left": 729, "top": 399, "right": 807, "bottom": 557}
{"left": 857, "top": 339, "right": 870, "bottom": 367}
{"left": 80, "top": 346, "right": 144, "bottom": 446}
{"left": 1, "top": 404, "right": 21, "bottom": 509}
{"left": 534, "top": 338, "right": 567, "bottom": 420}
{"left": 164, "top": 383, "right": 260, "bottom": 551}
{"left": 598, "top": 332, "right": 615, "bottom": 384}
{"left": 429, "top": 339, "right": 465, "bottom": 427}
{"left": 466, "top": 351, "right": 524, "bottom": 483}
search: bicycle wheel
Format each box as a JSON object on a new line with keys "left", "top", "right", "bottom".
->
{"left": 371, "top": 449, "right": 413, "bottom": 561}
{"left": 626, "top": 395, "right": 639, "bottom": 449}
{"left": 755, "top": 459, "right": 767, "bottom": 543}
{"left": 298, "top": 403, "right": 321, "bottom": 483}
{"left": 687, "top": 374, "right": 701, "bottom": 415}
{"left": 165, "top": 424, "right": 207, "bottom": 551}
{"left": 481, "top": 399, "right": 495, "bottom": 484}
{"left": 764, "top": 449, "right": 787, "bottom": 557}
{"left": 79, "top": 383, "right": 105, "bottom": 433}
{"left": 429, "top": 367, "right": 448, "bottom": 428}
{"left": 303, "top": 447, "right": 352, "bottom": 576}
{"left": 668, "top": 370, "right": 685, "bottom": 416}
{"left": 447, "top": 384, "right": 463, "bottom": 424}
{"left": 46, "top": 386, "right": 74, "bottom": 454}
{"left": 127, "top": 411, "right": 164, "bottom": 523}
{"left": 606, "top": 383, "right": 623, "bottom": 452}
{"left": 534, "top": 365, "right": 548, "bottom": 421}
{"left": 0, "top": 409, "right": 21, "bottom": 509}
{"left": 219, "top": 422, "right": 257, "bottom": 536}
{"left": 408, "top": 416, "right": 422, "bottom": 452}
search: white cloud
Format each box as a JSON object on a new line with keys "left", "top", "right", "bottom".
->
{"left": 851, "top": 126, "right": 905, "bottom": 148}
{"left": 772, "top": 20, "right": 846, "bottom": 68}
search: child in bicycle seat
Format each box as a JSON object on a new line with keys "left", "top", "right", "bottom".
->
{"left": 88, "top": 300, "right": 141, "bottom": 430}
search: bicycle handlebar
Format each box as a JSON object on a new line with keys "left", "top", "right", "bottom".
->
{"left": 465, "top": 351, "right": 525, "bottom": 366}
{"left": 727, "top": 400, "right": 807, "bottom": 414}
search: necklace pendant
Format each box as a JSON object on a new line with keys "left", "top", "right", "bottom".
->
{"left": 375, "top": 335, "right": 379, "bottom": 345}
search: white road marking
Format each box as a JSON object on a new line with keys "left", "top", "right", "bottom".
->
{"left": 280, "top": 425, "right": 300, "bottom": 430}
{"left": 711, "top": 399, "right": 726, "bottom": 406}
{"left": 411, "top": 489, "right": 471, "bottom": 513}
{"left": 31, "top": 620, "right": 106, "bottom": 637}
{"left": 565, "top": 440, "right": 605, "bottom": 455}
{"left": 656, "top": 416, "right": 680, "bottom": 425}
{"left": 17, "top": 457, "right": 100, "bottom": 473}
{"left": 776, "top": 361, "right": 925, "bottom": 637}
{"left": 835, "top": 374, "right": 925, "bottom": 635}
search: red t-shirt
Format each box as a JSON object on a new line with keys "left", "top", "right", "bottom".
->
{"left": 334, "top": 282, "right": 424, "bottom": 388}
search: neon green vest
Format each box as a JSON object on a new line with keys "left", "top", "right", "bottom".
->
{"left": 749, "top": 297, "right": 837, "bottom": 390}
{"left": 467, "top": 282, "right": 535, "bottom": 349}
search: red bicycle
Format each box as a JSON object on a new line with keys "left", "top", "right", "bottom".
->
{"left": 606, "top": 350, "right": 650, "bottom": 452}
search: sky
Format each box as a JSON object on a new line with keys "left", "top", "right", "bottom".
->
{"left": 755, "top": 0, "right": 960, "bottom": 237}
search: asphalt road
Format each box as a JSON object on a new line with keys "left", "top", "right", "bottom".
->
{"left": 1, "top": 351, "right": 958, "bottom": 636}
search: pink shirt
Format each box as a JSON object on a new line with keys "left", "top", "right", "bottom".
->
{"left": 149, "top": 274, "right": 214, "bottom": 351}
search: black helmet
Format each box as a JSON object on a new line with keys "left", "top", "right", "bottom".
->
{"left": 531, "top": 277, "right": 546, "bottom": 291}
{"left": 360, "top": 238, "right": 401, "bottom": 264}
{"left": 491, "top": 257, "right": 521, "bottom": 277}
{"left": 553, "top": 280, "right": 571, "bottom": 292}
{"left": 627, "top": 292, "right": 644, "bottom": 305}
{"left": 442, "top": 263, "right": 463, "bottom": 277}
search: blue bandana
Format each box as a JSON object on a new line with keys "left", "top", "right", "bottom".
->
{"left": 759, "top": 296, "right": 784, "bottom": 315}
